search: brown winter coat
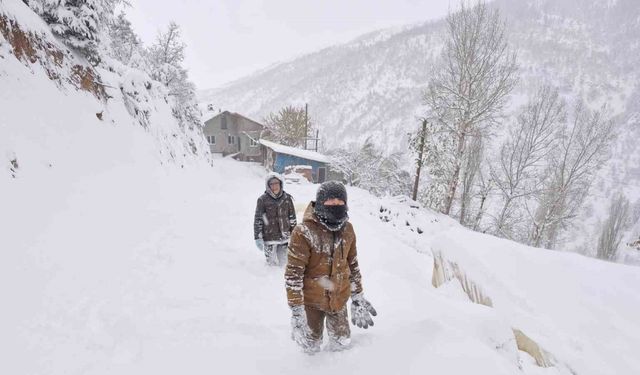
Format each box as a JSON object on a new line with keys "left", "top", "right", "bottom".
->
{"left": 285, "top": 202, "right": 363, "bottom": 313}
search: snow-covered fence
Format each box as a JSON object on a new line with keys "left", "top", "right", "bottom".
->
{"left": 431, "top": 250, "right": 493, "bottom": 307}
{"left": 431, "top": 249, "right": 556, "bottom": 368}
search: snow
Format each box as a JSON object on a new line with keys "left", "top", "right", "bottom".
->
{"left": 0, "top": 0, "right": 52, "bottom": 35}
{"left": 4, "top": 151, "right": 640, "bottom": 374}
{"left": 3, "top": 2, "right": 640, "bottom": 375}
{"left": 259, "top": 139, "right": 330, "bottom": 164}
{"left": 284, "top": 172, "right": 312, "bottom": 185}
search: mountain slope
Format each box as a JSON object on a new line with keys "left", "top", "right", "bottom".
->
{"left": 199, "top": 0, "right": 640, "bottom": 153}
{"left": 198, "top": 0, "right": 640, "bottom": 260}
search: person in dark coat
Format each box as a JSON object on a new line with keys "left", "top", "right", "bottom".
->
{"left": 254, "top": 172, "right": 297, "bottom": 266}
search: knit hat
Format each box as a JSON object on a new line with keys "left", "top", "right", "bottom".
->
{"left": 314, "top": 181, "right": 348, "bottom": 231}
{"left": 315, "top": 181, "right": 347, "bottom": 206}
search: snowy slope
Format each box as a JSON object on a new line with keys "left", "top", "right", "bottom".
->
{"left": 3, "top": 157, "right": 640, "bottom": 375}
{"left": 0, "top": 0, "right": 209, "bottom": 186}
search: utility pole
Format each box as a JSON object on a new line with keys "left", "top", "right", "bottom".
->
{"left": 412, "top": 119, "right": 428, "bottom": 201}
{"left": 304, "top": 103, "right": 308, "bottom": 150}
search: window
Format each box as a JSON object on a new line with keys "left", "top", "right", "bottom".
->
{"left": 206, "top": 135, "right": 216, "bottom": 145}
{"left": 221, "top": 115, "right": 227, "bottom": 130}
{"left": 250, "top": 138, "right": 258, "bottom": 147}
{"left": 228, "top": 135, "right": 235, "bottom": 145}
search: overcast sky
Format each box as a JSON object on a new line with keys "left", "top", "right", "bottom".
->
{"left": 125, "top": 0, "right": 461, "bottom": 90}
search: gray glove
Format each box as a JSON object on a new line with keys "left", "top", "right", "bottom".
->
{"left": 350, "top": 293, "right": 377, "bottom": 329}
{"left": 255, "top": 239, "right": 264, "bottom": 252}
{"left": 290, "top": 305, "right": 315, "bottom": 351}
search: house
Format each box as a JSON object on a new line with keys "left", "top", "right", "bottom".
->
{"left": 259, "top": 139, "right": 330, "bottom": 183}
{"left": 203, "top": 111, "right": 265, "bottom": 162}
{"left": 203, "top": 111, "right": 332, "bottom": 183}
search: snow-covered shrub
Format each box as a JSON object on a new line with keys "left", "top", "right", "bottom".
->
{"left": 118, "top": 67, "right": 154, "bottom": 129}
{"left": 330, "top": 139, "right": 411, "bottom": 197}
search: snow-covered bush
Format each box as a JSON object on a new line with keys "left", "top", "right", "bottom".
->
{"left": 330, "top": 139, "right": 411, "bottom": 197}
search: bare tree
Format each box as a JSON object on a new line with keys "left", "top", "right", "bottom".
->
{"left": 492, "top": 86, "right": 566, "bottom": 239}
{"left": 146, "top": 22, "right": 199, "bottom": 130}
{"left": 146, "top": 22, "right": 187, "bottom": 89}
{"left": 423, "top": 0, "right": 518, "bottom": 215}
{"left": 597, "top": 193, "right": 631, "bottom": 260}
{"left": 529, "top": 102, "right": 615, "bottom": 248}
{"left": 263, "top": 105, "right": 311, "bottom": 147}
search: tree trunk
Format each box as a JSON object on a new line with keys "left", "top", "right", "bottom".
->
{"left": 412, "top": 119, "right": 428, "bottom": 201}
{"left": 443, "top": 130, "right": 466, "bottom": 215}
{"left": 459, "top": 194, "right": 467, "bottom": 225}
{"left": 495, "top": 196, "right": 513, "bottom": 238}
{"left": 472, "top": 194, "right": 487, "bottom": 231}
{"left": 459, "top": 177, "right": 471, "bottom": 225}
{"left": 412, "top": 162, "right": 423, "bottom": 202}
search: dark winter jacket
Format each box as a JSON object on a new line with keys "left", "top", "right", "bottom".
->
{"left": 285, "top": 202, "right": 364, "bottom": 313}
{"left": 254, "top": 174, "right": 297, "bottom": 242}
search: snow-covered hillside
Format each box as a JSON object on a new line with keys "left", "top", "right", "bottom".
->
{"left": 0, "top": 0, "right": 209, "bottom": 187}
{"left": 198, "top": 0, "right": 640, "bottom": 156}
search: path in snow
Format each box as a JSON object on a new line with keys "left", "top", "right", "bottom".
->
{"left": 5, "top": 159, "right": 640, "bottom": 375}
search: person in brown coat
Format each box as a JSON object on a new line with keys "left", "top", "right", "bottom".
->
{"left": 285, "top": 181, "right": 377, "bottom": 352}
{"left": 254, "top": 173, "right": 297, "bottom": 266}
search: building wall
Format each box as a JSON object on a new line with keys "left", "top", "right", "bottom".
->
{"left": 203, "top": 112, "right": 264, "bottom": 159}
{"left": 273, "top": 153, "right": 328, "bottom": 182}
{"left": 235, "top": 116, "right": 263, "bottom": 158}
{"left": 203, "top": 112, "right": 238, "bottom": 155}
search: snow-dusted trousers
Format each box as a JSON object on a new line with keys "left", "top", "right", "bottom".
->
{"left": 305, "top": 305, "right": 351, "bottom": 350}
{"left": 264, "top": 241, "right": 288, "bottom": 266}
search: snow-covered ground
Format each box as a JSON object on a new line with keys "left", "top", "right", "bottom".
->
{"left": 3, "top": 156, "right": 640, "bottom": 375}
{"left": 3, "top": 1, "right": 640, "bottom": 374}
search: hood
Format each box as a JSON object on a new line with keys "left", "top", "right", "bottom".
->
{"left": 303, "top": 202, "right": 318, "bottom": 224}
{"left": 265, "top": 172, "right": 284, "bottom": 199}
